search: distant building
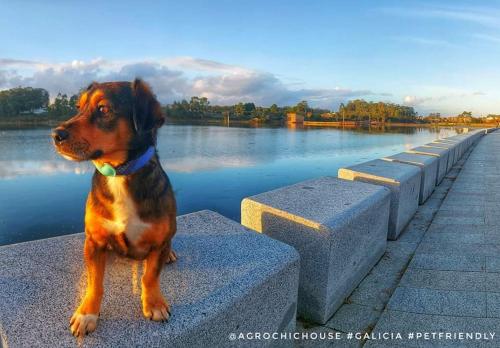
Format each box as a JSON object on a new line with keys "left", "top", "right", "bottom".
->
{"left": 486, "top": 115, "right": 500, "bottom": 122}
{"left": 20, "top": 107, "right": 47, "bottom": 115}
{"left": 320, "top": 112, "right": 336, "bottom": 119}
{"left": 32, "top": 107, "right": 47, "bottom": 114}
{"left": 287, "top": 112, "right": 304, "bottom": 124}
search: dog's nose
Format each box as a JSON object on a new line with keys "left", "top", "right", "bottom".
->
{"left": 52, "top": 128, "right": 69, "bottom": 144}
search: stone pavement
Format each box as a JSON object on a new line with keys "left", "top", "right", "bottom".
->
{"left": 297, "top": 131, "right": 500, "bottom": 347}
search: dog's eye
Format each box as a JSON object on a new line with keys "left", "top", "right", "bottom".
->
{"left": 98, "top": 105, "right": 110, "bottom": 114}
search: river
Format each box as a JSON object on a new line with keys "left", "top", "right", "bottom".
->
{"left": 0, "top": 124, "right": 459, "bottom": 245}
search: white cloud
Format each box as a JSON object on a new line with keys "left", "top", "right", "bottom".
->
{"left": 403, "top": 95, "right": 431, "bottom": 106}
{"left": 471, "top": 33, "right": 500, "bottom": 44}
{"left": 0, "top": 58, "right": 42, "bottom": 66}
{"left": 0, "top": 57, "right": 384, "bottom": 108}
{"left": 161, "top": 57, "right": 251, "bottom": 74}
{"left": 380, "top": 5, "right": 500, "bottom": 28}
{"left": 391, "top": 36, "right": 456, "bottom": 47}
{"left": 403, "top": 90, "right": 487, "bottom": 110}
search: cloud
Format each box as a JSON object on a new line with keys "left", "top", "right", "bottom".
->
{"left": 0, "top": 57, "right": 385, "bottom": 108}
{"left": 380, "top": 5, "right": 500, "bottom": 28}
{"left": 403, "top": 95, "right": 432, "bottom": 106}
{"left": 404, "top": 90, "right": 486, "bottom": 107}
{"left": 471, "top": 33, "right": 500, "bottom": 44}
{"left": 391, "top": 36, "right": 456, "bottom": 47}
{"left": 162, "top": 56, "right": 251, "bottom": 74}
{"left": 472, "top": 91, "right": 486, "bottom": 96}
{"left": 0, "top": 69, "right": 23, "bottom": 87}
{"left": 0, "top": 58, "right": 41, "bottom": 66}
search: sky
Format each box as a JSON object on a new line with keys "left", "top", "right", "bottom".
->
{"left": 1, "top": 0, "right": 500, "bottom": 116}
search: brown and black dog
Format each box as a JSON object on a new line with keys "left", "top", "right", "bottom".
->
{"left": 52, "top": 79, "right": 177, "bottom": 337}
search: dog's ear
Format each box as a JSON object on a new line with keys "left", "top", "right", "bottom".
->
{"left": 131, "top": 78, "right": 165, "bottom": 133}
{"left": 86, "top": 81, "right": 98, "bottom": 91}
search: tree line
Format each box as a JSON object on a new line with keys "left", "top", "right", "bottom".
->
{"left": 338, "top": 100, "right": 418, "bottom": 123}
{"left": 0, "top": 86, "right": 495, "bottom": 124}
{"left": 0, "top": 87, "right": 49, "bottom": 116}
{"left": 166, "top": 97, "right": 305, "bottom": 122}
{"left": 0, "top": 87, "right": 78, "bottom": 119}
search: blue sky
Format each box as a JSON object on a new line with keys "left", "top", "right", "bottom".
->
{"left": 1, "top": 0, "right": 500, "bottom": 115}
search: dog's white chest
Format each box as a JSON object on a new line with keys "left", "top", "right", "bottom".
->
{"left": 103, "top": 177, "right": 150, "bottom": 242}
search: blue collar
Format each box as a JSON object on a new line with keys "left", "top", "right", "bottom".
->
{"left": 94, "top": 146, "right": 156, "bottom": 177}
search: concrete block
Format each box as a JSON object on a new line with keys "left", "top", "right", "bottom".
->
{"left": 446, "top": 136, "right": 465, "bottom": 159}
{"left": 452, "top": 134, "right": 471, "bottom": 157}
{"left": 338, "top": 159, "right": 420, "bottom": 239}
{"left": 453, "top": 133, "right": 478, "bottom": 155}
{"left": 425, "top": 142, "right": 456, "bottom": 170}
{"left": 0, "top": 210, "right": 300, "bottom": 348}
{"left": 406, "top": 146, "right": 450, "bottom": 184}
{"left": 382, "top": 152, "right": 438, "bottom": 204}
{"left": 431, "top": 140, "right": 460, "bottom": 164}
{"left": 241, "top": 176, "right": 390, "bottom": 324}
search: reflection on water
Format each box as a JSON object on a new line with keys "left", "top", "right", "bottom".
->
{"left": 0, "top": 125, "right": 459, "bottom": 245}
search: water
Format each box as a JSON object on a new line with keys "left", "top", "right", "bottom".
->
{"left": 0, "top": 125, "right": 459, "bottom": 245}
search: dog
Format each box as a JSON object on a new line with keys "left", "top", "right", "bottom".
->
{"left": 52, "top": 79, "right": 177, "bottom": 337}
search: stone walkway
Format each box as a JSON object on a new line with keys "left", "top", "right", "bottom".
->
{"left": 297, "top": 131, "right": 500, "bottom": 347}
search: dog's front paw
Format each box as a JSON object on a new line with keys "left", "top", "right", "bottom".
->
{"left": 142, "top": 294, "right": 171, "bottom": 322}
{"left": 165, "top": 249, "right": 177, "bottom": 264}
{"left": 70, "top": 312, "right": 98, "bottom": 337}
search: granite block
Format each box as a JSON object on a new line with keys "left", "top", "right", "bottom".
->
{"left": 406, "top": 146, "right": 450, "bottom": 184}
{"left": 0, "top": 210, "right": 300, "bottom": 348}
{"left": 241, "top": 176, "right": 390, "bottom": 324}
{"left": 338, "top": 159, "right": 421, "bottom": 239}
{"left": 382, "top": 152, "right": 438, "bottom": 204}
{"left": 429, "top": 141, "right": 459, "bottom": 167}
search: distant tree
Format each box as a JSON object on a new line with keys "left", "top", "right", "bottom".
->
{"left": 47, "top": 93, "right": 78, "bottom": 118}
{"left": 243, "top": 102, "right": 256, "bottom": 115}
{"left": 458, "top": 111, "right": 472, "bottom": 118}
{"left": 162, "top": 96, "right": 425, "bottom": 125}
{"left": 69, "top": 94, "right": 79, "bottom": 110}
{"left": 234, "top": 103, "right": 245, "bottom": 117}
{"left": 294, "top": 100, "right": 309, "bottom": 114}
{"left": 0, "top": 87, "right": 49, "bottom": 117}
{"left": 338, "top": 99, "right": 417, "bottom": 123}
{"left": 269, "top": 103, "right": 279, "bottom": 115}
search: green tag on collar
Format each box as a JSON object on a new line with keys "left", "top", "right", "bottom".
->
{"left": 95, "top": 163, "right": 116, "bottom": 177}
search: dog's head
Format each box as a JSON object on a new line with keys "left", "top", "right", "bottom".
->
{"left": 52, "top": 79, "right": 164, "bottom": 165}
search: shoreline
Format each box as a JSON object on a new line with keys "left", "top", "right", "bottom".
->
{"left": 0, "top": 116, "right": 497, "bottom": 130}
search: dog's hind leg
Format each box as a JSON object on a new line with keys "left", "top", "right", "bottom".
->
{"left": 141, "top": 246, "right": 171, "bottom": 321}
{"left": 70, "top": 237, "right": 106, "bottom": 337}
